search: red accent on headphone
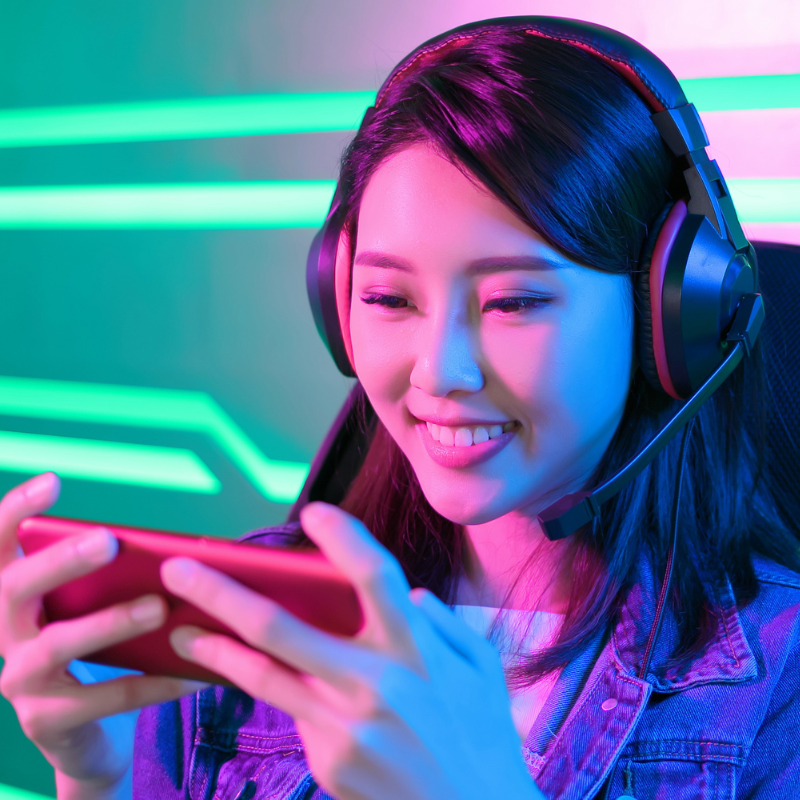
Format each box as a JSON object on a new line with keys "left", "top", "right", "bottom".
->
{"left": 649, "top": 200, "right": 688, "bottom": 400}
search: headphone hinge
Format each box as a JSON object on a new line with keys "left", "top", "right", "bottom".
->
{"left": 651, "top": 104, "right": 709, "bottom": 156}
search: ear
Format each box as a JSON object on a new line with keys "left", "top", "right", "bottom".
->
{"left": 334, "top": 222, "right": 357, "bottom": 375}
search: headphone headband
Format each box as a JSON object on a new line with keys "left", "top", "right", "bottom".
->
{"left": 307, "top": 15, "right": 759, "bottom": 400}
{"left": 376, "top": 17, "right": 687, "bottom": 113}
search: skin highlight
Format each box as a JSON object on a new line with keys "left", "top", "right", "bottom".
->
{"left": 349, "top": 142, "right": 637, "bottom": 611}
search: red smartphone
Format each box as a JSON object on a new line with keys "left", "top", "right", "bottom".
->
{"left": 18, "top": 515, "right": 363, "bottom": 685}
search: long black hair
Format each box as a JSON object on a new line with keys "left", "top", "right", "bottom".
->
{"left": 321, "top": 30, "right": 800, "bottom": 683}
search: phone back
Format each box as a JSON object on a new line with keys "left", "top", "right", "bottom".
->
{"left": 18, "top": 516, "right": 363, "bottom": 684}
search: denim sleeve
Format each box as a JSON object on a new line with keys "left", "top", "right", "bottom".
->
{"left": 737, "top": 632, "right": 800, "bottom": 798}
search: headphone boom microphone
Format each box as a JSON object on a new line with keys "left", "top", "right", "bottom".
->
{"left": 538, "top": 292, "right": 765, "bottom": 541}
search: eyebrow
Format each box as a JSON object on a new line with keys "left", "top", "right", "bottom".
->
{"left": 352, "top": 251, "right": 561, "bottom": 275}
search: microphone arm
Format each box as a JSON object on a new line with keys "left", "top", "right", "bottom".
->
{"left": 538, "top": 293, "right": 765, "bottom": 541}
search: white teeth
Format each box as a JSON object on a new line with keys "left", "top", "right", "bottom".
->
{"left": 473, "top": 426, "right": 489, "bottom": 445}
{"left": 426, "top": 421, "right": 517, "bottom": 447}
{"left": 454, "top": 428, "right": 473, "bottom": 447}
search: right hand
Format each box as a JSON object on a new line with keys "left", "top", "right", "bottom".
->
{"left": 0, "top": 472, "right": 206, "bottom": 798}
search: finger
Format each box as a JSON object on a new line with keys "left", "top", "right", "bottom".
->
{"left": 409, "top": 588, "right": 495, "bottom": 669}
{"left": 160, "top": 558, "right": 367, "bottom": 686}
{"left": 20, "top": 674, "right": 210, "bottom": 739}
{"left": 0, "top": 527, "right": 118, "bottom": 641}
{"left": 28, "top": 595, "right": 168, "bottom": 680}
{"left": 170, "top": 625, "right": 320, "bottom": 722}
{"left": 299, "top": 503, "right": 413, "bottom": 638}
{"left": 0, "top": 472, "right": 61, "bottom": 568}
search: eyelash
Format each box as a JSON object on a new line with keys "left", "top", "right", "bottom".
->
{"left": 359, "top": 293, "right": 549, "bottom": 313}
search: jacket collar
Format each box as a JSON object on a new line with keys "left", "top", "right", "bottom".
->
{"left": 524, "top": 551, "right": 758, "bottom": 799}
{"left": 611, "top": 550, "right": 757, "bottom": 691}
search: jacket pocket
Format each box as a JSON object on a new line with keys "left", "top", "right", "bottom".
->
{"left": 190, "top": 728, "right": 313, "bottom": 800}
{"left": 607, "top": 740, "right": 745, "bottom": 800}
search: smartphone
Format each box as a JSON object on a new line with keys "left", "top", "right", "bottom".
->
{"left": 18, "top": 515, "right": 363, "bottom": 685}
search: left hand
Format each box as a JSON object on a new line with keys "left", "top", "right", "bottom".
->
{"left": 161, "top": 502, "right": 545, "bottom": 800}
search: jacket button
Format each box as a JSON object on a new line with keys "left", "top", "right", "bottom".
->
{"left": 601, "top": 698, "right": 618, "bottom": 711}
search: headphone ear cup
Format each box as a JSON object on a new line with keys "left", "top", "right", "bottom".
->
{"left": 306, "top": 207, "right": 357, "bottom": 378}
{"left": 636, "top": 202, "right": 675, "bottom": 395}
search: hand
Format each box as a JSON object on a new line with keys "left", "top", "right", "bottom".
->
{"left": 0, "top": 473, "right": 206, "bottom": 799}
{"left": 161, "top": 501, "right": 545, "bottom": 800}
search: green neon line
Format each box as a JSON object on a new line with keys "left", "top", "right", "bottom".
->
{"left": 0, "top": 431, "right": 220, "bottom": 493}
{"left": 681, "top": 73, "right": 800, "bottom": 112}
{"left": 0, "top": 92, "right": 377, "bottom": 148}
{"left": 0, "top": 179, "right": 795, "bottom": 227}
{"left": 0, "top": 181, "right": 336, "bottom": 229}
{"left": 728, "top": 179, "right": 800, "bottom": 223}
{"left": 0, "top": 377, "right": 309, "bottom": 503}
{"left": 0, "top": 75, "right": 794, "bottom": 150}
{"left": 0, "top": 783, "right": 54, "bottom": 800}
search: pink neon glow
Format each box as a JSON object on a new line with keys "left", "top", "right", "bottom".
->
{"left": 703, "top": 109, "right": 800, "bottom": 179}
{"left": 744, "top": 223, "right": 800, "bottom": 247}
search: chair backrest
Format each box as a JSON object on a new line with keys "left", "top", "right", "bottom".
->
{"left": 287, "top": 241, "right": 800, "bottom": 532}
{"left": 752, "top": 242, "right": 800, "bottom": 530}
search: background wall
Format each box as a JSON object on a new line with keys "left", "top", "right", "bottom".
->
{"left": 1, "top": 1, "right": 797, "bottom": 797}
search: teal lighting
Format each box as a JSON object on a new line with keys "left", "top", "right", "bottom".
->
{"left": 0, "top": 179, "right": 796, "bottom": 228}
{"left": 0, "top": 181, "right": 336, "bottom": 229}
{"left": 0, "top": 376, "right": 309, "bottom": 502}
{"left": 681, "top": 73, "right": 800, "bottom": 112}
{"left": 0, "top": 783, "right": 53, "bottom": 800}
{"left": 0, "top": 431, "right": 220, "bottom": 493}
{"left": 727, "top": 179, "right": 800, "bottom": 223}
{"left": 0, "top": 92, "right": 377, "bottom": 148}
{"left": 0, "top": 76, "right": 795, "bottom": 151}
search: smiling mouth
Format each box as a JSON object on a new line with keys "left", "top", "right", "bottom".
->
{"left": 425, "top": 420, "right": 519, "bottom": 447}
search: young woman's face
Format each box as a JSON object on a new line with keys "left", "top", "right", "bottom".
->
{"left": 350, "top": 143, "right": 636, "bottom": 525}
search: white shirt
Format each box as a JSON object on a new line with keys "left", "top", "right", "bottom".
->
{"left": 453, "top": 604, "right": 565, "bottom": 741}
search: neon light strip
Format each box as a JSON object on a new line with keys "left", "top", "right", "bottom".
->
{"left": 727, "top": 179, "right": 800, "bottom": 223}
{"left": 0, "top": 179, "right": 795, "bottom": 227}
{"left": 0, "top": 182, "right": 336, "bottom": 229}
{"left": 742, "top": 222, "right": 800, "bottom": 247}
{"left": 682, "top": 73, "right": 800, "bottom": 112}
{"left": 0, "top": 783, "right": 53, "bottom": 800}
{"left": 0, "top": 76, "right": 795, "bottom": 149}
{"left": 0, "top": 92, "right": 377, "bottom": 148}
{"left": 0, "top": 377, "right": 308, "bottom": 503}
{"left": 0, "top": 431, "right": 219, "bottom": 493}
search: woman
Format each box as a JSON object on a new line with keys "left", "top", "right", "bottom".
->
{"left": 1, "top": 18, "right": 798, "bottom": 800}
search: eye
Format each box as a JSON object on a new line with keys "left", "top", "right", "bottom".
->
{"left": 360, "top": 293, "right": 409, "bottom": 310}
{"left": 483, "top": 295, "right": 549, "bottom": 314}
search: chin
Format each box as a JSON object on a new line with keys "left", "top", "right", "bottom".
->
{"left": 418, "top": 478, "right": 513, "bottom": 525}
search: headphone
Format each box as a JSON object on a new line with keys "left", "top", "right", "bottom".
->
{"left": 306, "top": 16, "right": 765, "bottom": 541}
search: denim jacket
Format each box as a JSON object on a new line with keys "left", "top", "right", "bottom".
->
{"left": 133, "top": 523, "right": 800, "bottom": 800}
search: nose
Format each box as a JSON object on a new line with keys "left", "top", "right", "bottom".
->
{"left": 409, "top": 309, "right": 484, "bottom": 397}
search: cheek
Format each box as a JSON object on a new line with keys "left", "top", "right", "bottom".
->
{"left": 481, "top": 304, "right": 632, "bottom": 450}
{"left": 349, "top": 308, "right": 411, "bottom": 405}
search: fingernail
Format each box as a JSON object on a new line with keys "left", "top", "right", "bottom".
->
{"left": 130, "top": 596, "right": 164, "bottom": 626}
{"left": 302, "top": 502, "right": 335, "bottom": 524}
{"left": 170, "top": 627, "right": 198, "bottom": 657}
{"left": 24, "top": 473, "right": 56, "bottom": 504}
{"left": 76, "top": 528, "right": 116, "bottom": 564}
{"left": 181, "top": 680, "right": 211, "bottom": 693}
{"left": 164, "top": 558, "right": 197, "bottom": 590}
